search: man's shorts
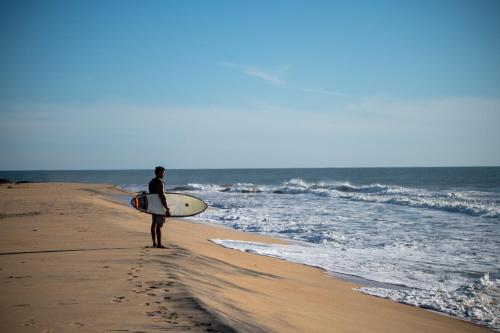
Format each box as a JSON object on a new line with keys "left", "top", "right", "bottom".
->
{"left": 152, "top": 214, "right": 166, "bottom": 227}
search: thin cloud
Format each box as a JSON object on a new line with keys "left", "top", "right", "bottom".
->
{"left": 288, "top": 86, "right": 351, "bottom": 97}
{"left": 220, "top": 61, "right": 348, "bottom": 97}
{"left": 220, "top": 61, "right": 288, "bottom": 86}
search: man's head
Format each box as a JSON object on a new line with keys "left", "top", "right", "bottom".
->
{"left": 155, "top": 166, "right": 166, "bottom": 178}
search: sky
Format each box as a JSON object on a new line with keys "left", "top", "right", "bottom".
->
{"left": 1, "top": 0, "right": 499, "bottom": 170}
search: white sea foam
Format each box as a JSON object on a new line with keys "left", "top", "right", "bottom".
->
{"left": 120, "top": 184, "right": 147, "bottom": 193}
{"left": 173, "top": 183, "right": 225, "bottom": 192}
{"left": 360, "top": 274, "right": 500, "bottom": 330}
{"left": 211, "top": 239, "right": 500, "bottom": 331}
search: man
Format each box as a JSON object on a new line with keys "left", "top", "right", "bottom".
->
{"left": 148, "top": 166, "right": 171, "bottom": 248}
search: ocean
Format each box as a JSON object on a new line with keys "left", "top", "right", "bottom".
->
{"left": 1, "top": 167, "right": 499, "bottom": 330}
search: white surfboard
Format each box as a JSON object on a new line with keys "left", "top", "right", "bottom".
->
{"left": 131, "top": 192, "right": 208, "bottom": 217}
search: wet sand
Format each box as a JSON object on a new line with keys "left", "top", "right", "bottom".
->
{"left": 0, "top": 183, "right": 490, "bottom": 332}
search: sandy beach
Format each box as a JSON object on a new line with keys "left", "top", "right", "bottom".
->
{"left": 0, "top": 183, "right": 491, "bottom": 333}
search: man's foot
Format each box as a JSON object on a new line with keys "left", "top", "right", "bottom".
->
{"left": 156, "top": 244, "right": 166, "bottom": 249}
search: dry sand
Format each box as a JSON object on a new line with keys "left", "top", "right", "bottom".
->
{"left": 0, "top": 183, "right": 491, "bottom": 332}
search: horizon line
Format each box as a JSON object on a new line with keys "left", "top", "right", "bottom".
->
{"left": 1, "top": 165, "right": 500, "bottom": 172}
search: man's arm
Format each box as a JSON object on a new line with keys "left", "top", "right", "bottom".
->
{"left": 158, "top": 181, "right": 171, "bottom": 217}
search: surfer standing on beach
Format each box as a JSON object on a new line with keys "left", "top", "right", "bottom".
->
{"left": 148, "top": 166, "right": 171, "bottom": 248}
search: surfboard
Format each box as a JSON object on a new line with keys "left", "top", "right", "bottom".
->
{"left": 130, "top": 192, "right": 208, "bottom": 217}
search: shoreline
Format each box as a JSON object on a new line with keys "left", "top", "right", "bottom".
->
{"left": 0, "top": 182, "right": 492, "bottom": 332}
{"left": 112, "top": 193, "right": 421, "bottom": 292}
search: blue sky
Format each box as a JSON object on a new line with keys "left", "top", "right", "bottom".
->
{"left": 1, "top": 0, "right": 499, "bottom": 169}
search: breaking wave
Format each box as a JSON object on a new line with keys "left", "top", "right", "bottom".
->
{"left": 174, "top": 179, "right": 499, "bottom": 218}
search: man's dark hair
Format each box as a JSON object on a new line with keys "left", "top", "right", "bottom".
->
{"left": 155, "top": 166, "right": 166, "bottom": 175}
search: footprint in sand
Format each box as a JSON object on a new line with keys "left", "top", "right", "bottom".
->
{"left": 9, "top": 275, "right": 32, "bottom": 279}
{"left": 23, "top": 319, "right": 36, "bottom": 327}
{"left": 111, "top": 296, "right": 128, "bottom": 303}
{"left": 132, "top": 290, "right": 145, "bottom": 294}
{"left": 70, "top": 322, "right": 84, "bottom": 327}
{"left": 145, "top": 310, "right": 161, "bottom": 317}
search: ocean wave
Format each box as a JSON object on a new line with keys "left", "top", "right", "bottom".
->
{"left": 167, "top": 178, "right": 499, "bottom": 218}
{"left": 335, "top": 183, "right": 389, "bottom": 193}
{"left": 221, "top": 183, "right": 263, "bottom": 193}
{"left": 272, "top": 186, "right": 329, "bottom": 196}
{"left": 338, "top": 191, "right": 499, "bottom": 218}
{"left": 272, "top": 179, "right": 336, "bottom": 196}
{"left": 171, "top": 183, "right": 224, "bottom": 192}
{"left": 360, "top": 273, "right": 500, "bottom": 331}
{"left": 275, "top": 180, "right": 499, "bottom": 218}
{"left": 173, "top": 182, "right": 266, "bottom": 193}
{"left": 282, "top": 178, "right": 391, "bottom": 193}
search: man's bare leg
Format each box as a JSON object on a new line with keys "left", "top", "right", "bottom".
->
{"left": 156, "top": 224, "right": 165, "bottom": 248}
{"left": 151, "top": 222, "right": 157, "bottom": 247}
